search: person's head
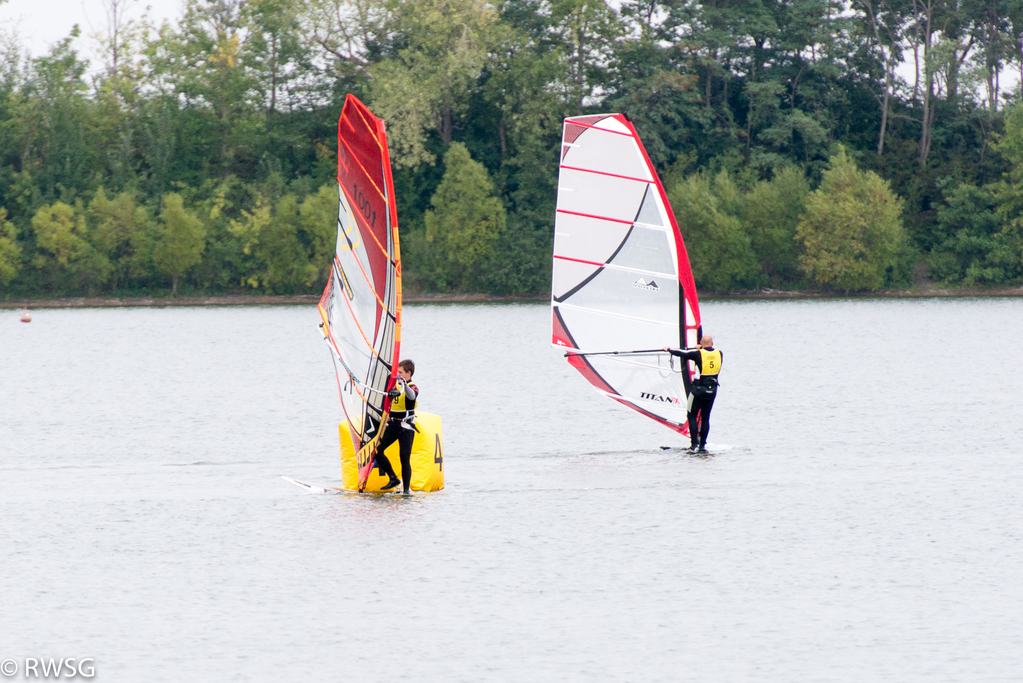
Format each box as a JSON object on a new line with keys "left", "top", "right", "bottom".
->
{"left": 397, "top": 359, "right": 415, "bottom": 381}
{"left": 700, "top": 335, "right": 714, "bottom": 349}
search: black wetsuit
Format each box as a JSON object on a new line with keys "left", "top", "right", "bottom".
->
{"left": 667, "top": 347, "right": 722, "bottom": 449}
{"left": 373, "top": 379, "right": 418, "bottom": 492}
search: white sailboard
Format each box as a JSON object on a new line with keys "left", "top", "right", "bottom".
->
{"left": 281, "top": 476, "right": 338, "bottom": 494}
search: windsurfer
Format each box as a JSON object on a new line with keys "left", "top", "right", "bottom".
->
{"left": 663, "top": 336, "right": 722, "bottom": 452}
{"left": 373, "top": 359, "right": 418, "bottom": 493}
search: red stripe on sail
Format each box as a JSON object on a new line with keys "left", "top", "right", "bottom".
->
{"left": 562, "top": 115, "right": 627, "bottom": 158}
{"left": 556, "top": 209, "right": 634, "bottom": 225}
{"left": 551, "top": 305, "right": 578, "bottom": 350}
{"left": 553, "top": 254, "right": 605, "bottom": 267}
{"left": 560, "top": 165, "right": 651, "bottom": 184}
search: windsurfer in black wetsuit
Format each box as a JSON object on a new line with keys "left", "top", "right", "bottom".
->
{"left": 663, "top": 336, "right": 722, "bottom": 452}
{"left": 373, "top": 359, "right": 418, "bottom": 493}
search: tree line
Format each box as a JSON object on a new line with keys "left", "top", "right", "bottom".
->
{"left": 2, "top": 0, "right": 1023, "bottom": 298}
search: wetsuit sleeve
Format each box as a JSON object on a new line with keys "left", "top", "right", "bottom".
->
{"left": 403, "top": 381, "right": 418, "bottom": 403}
{"left": 668, "top": 348, "right": 703, "bottom": 371}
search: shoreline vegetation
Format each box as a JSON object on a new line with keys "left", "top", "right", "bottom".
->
{"left": 5, "top": 285, "right": 1023, "bottom": 310}
{"left": 2, "top": 0, "right": 1023, "bottom": 302}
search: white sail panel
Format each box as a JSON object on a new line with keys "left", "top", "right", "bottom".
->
{"left": 553, "top": 213, "right": 632, "bottom": 266}
{"left": 552, "top": 258, "right": 601, "bottom": 301}
{"left": 633, "top": 185, "right": 666, "bottom": 227}
{"left": 609, "top": 226, "right": 676, "bottom": 275}
{"left": 557, "top": 303, "right": 678, "bottom": 349}
{"left": 557, "top": 168, "right": 647, "bottom": 223}
{"left": 327, "top": 187, "right": 379, "bottom": 432}
{"left": 590, "top": 116, "right": 632, "bottom": 135}
{"left": 560, "top": 266, "right": 679, "bottom": 327}
{"left": 590, "top": 356, "right": 690, "bottom": 423}
{"left": 561, "top": 128, "right": 652, "bottom": 182}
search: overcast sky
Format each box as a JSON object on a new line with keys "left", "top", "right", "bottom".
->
{"left": 2, "top": 0, "right": 180, "bottom": 65}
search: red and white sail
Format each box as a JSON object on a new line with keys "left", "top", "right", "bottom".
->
{"left": 551, "top": 114, "right": 701, "bottom": 435}
{"left": 318, "top": 94, "right": 402, "bottom": 487}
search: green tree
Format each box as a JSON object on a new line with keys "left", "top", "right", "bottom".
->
{"left": 668, "top": 171, "right": 758, "bottom": 291}
{"left": 930, "top": 181, "right": 1008, "bottom": 283}
{"left": 9, "top": 32, "right": 95, "bottom": 198}
{"left": 420, "top": 142, "right": 506, "bottom": 289}
{"left": 31, "top": 201, "right": 112, "bottom": 293}
{"left": 741, "top": 167, "right": 809, "bottom": 285}
{"left": 0, "top": 207, "right": 21, "bottom": 286}
{"left": 300, "top": 184, "right": 341, "bottom": 288}
{"left": 243, "top": 0, "right": 308, "bottom": 116}
{"left": 2, "top": 0, "right": 1019, "bottom": 298}
{"left": 90, "top": 0, "right": 152, "bottom": 192}
{"left": 146, "top": 0, "right": 257, "bottom": 179}
{"left": 153, "top": 193, "right": 206, "bottom": 294}
{"left": 227, "top": 195, "right": 272, "bottom": 288}
{"left": 88, "top": 187, "right": 151, "bottom": 291}
{"left": 977, "top": 101, "right": 1023, "bottom": 283}
{"left": 259, "top": 194, "right": 318, "bottom": 290}
{"left": 369, "top": 0, "right": 500, "bottom": 167}
{"left": 796, "top": 146, "right": 905, "bottom": 291}
{"left": 546, "top": 0, "right": 622, "bottom": 111}
{"left": 479, "top": 25, "right": 567, "bottom": 293}
{"left": 228, "top": 192, "right": 318, "bottom": 291}
{"left": 299, "top": 0, "right": 381, "bottom": 77}
{"left": 993, "top": 101, "right": 1023, "bottom": 192}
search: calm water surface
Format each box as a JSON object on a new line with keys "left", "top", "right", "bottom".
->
{"left": 1, "top": 299, "right": 1022, "bottom": 682}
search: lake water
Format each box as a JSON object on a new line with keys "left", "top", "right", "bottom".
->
{"left": 2, "top": 299, "right": 1022, "bottom": 682}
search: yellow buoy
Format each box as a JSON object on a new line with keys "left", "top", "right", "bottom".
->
{"left": 339, "top": 413, "right": 444, "bottom": 492}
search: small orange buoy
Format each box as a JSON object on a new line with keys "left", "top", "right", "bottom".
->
{"left": 20, "top": 307, "right": 31, "bottom": 323}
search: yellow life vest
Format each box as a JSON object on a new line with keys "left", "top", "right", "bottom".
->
{"left": 391, "top": 380, "right": 417, "bottom": 413}
{"left": 699, "top": 349, "right": 722, "bottom": 376}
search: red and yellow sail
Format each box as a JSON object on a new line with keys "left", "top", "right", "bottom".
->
{"left": 318, "top": 95, "right": 402, "bottom": 489}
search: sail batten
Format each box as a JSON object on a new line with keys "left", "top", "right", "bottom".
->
{"left": 553, "top": 257, "right": 677, "bottom": 279}
{"left": 559, "top": 166, "right": 653, "bottom": 183}
{"left": 552, "top": 113, "right": 702, "bottom": 436}
{"left": 555, "top": 209, "right": 635, "bottom": 224}
{"left": 555, "top": 302, "right": 680, "bottom": 327}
